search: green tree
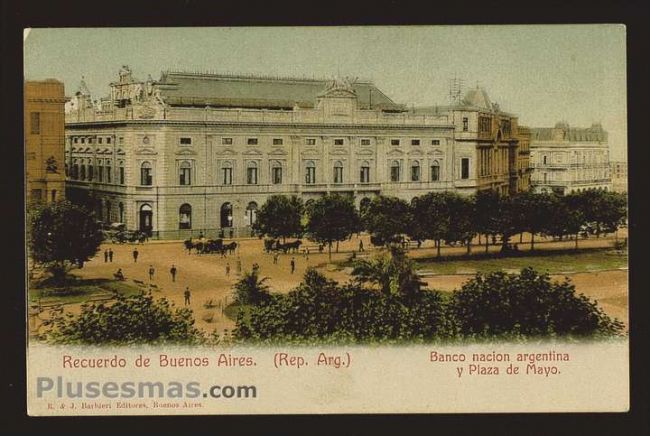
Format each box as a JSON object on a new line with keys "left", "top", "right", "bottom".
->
{"left": 363, "top": 196, "right": 411, "bottom": 247}
{"left": 445, "top": 193, "right": 476, "bottom": 254}
{"left": 448, "top": 268, "right": 624, "bottom": 338}
{"left": 409, "top": 193, "right": 449, "bottom": 257}
{"left": 45, "top": 292, "right": 204, "bottom": 344}
{"left": 578, "top": 189, "right": 627, "bottom": 237}
{"left": 473, "top": 190, "right": 502, "bottom": 253}
{"left": 306, "top": 194, "right": 360, "bottom": 260}
{"left": 515, "top": 191, "right": 558, "bottom": 250}
{"left": 233, "top": 270, "right": 271, "bottom": 305}
{"left": 351, "top": 247, "right": 424, "bottom": 299}
{"left": 28, "top": 200, "right": 104, "bottom": 283}
{"left": 253, "top": 195, "right": 304, "bottom": 243}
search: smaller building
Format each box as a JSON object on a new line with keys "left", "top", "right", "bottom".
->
{"left": 529, "top": 122, "right": 611, "bottom": 195}
{"left": 25, "top": 80, "right": 67, "bottom": 204}
{"left": 610, "top": 161, "right": 627, "bottom": 193}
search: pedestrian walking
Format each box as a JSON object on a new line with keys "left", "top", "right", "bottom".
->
{"left": 148, "top": 265, "right": 155, "bottom": 281}
{"left": 132, "top": 248, "right": 139, "bottom": 263}
{"left": 273, "top": 252, "right": 279, "bottom": 264}
{"left": 252, "top": 263, "right": 260, "bottom": 273}
{"left": 170, "top": 264, "right": 177, "bottom": 282}
{"left": 226, "top": 262, "right": 231, "bottom": 276}
{"left": 359, "top": 240, "right": 364, "bottom": 252}
{"left": 236, "top": 257, "right": 242, "bottom": 275}
{"left": 290, "top": 257, "right": 295, "bottom": 274}
{"left": 108, "top": 248, "right": 114, "bottom": 262}
{"left": 104, "top": 249, "right": 109, "bottom": 263}
{"left": 305, "top": 248, "right": 309, "bottom": 262}
{"left": 184, "top": 287, "right": 191, "bottom": 305}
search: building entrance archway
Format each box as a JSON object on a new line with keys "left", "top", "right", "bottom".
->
{"left": 221, "top": 202, "right": 233, "bottom": 228}
{"left": 139, "top": 204, "right": 153, "bottom": 235}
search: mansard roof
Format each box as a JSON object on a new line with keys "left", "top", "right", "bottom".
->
{"left": 155, "top": 71, "right": 404, "bottom": 111}
{"left": 530, "top": 123, "right": 608, "bottom": 142}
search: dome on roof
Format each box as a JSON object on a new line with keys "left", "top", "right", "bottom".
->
{"left": 554, "top": 121, "right": 570, "bottom": 129}
{"left": 462, "top": 87, "right": 492, "bottom": 110}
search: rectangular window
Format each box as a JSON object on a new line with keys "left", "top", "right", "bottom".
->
{"left": 88, "top": 165, "right": 94, "bottom": 181}
{"left": 30, "top": 112, "right": 40, "bottom": 134}
{"left": 479, "top": 116, "right": 491, "bottom": 133}
{"left": 306, "top": 138, "right": 316, "bottom": 145}
{"left": 461, "top": 158, "right": 470, "bottom": 179}
{"left": 247, "top": 167, "right": 258, "bottom": 184}
{"left": 390, "top": 165, "right": 400, "bottom": 182}
{"left": 411, "top": 139, "right": 420, "bottom": 146}
{"left": 89, "top": 138, "right": 94, "bottom": 144}
{"left": 98, "top": 137, "right": 103, "bottom": 144}
{"left": 119, "top": 137, "right": 124, "bottom": 144}
{"left": 81, "top": 137, "right": 85, "bottom": 144}
{"left": 334, "top": 167, "right": 343, "bottom": 184}
{"left": 431, "top": 165, "right": 440, "bottom": 181}
{"left": 247, "top": 138, "right": 258, "bottom": 145}
{"left": 391, "top": 139, "right": 400, "bottom": 146}
{"left": 74, "top": 137, "right": 78, "bottom": 144}
{"left": 360, "top": 166, "right": 370, "bottom": 183}
{"left": 273, "top": 138, "right": 283, "bottom": 145}
{"left": 462, "top": 117, "right": 469, "bottom": 132}
{"left": 119, "top": 167, "right": 125, "bottom": 185}
{"left": 180, "top": 137, "right": 192, "bottom": 146}
{"left": 272, "top": 167, "right": 283, "bottom": 184}
{"left": 221, "top": 137, "right": 233, "bottom": 145}
{"left": 431, "top": 139, "right": 440, "bottom": 145}
{"left": 51, "top": 190, "right": 57, "bottom": 202}
{"left": 361, "top": 139, "right": 371, "bottom": 146}
{"left": 306, "top": 167, "right": 316, "bottom": 184}
{"left": 222, "top": 168, "right": 232, "bottom": 185}
{"left": 106, "top": 137, "right": 111, "bottom": 144}
{"left": 334, "top": 139, "right": 344, "bottom": 145}
{"left": 106, "top": 166, "right": 112, "bottom": 183}
{"left": 141, "top": 168, "right": 152, "bottom": 186}
{"left": 98, "top": 166, "right": 104, "bottom": 182}
{"left": 411, "top": 165, "right": 420, "bottom": 181}
{"left": 180, "top": 168, "right": 191, "bottom": 185}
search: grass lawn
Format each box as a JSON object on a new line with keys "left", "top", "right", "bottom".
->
{"left": 415, "top": 248, "right": 627, "bottom": 275}
{"left": 29, "top": 278, "right": 142, "bottom": 305}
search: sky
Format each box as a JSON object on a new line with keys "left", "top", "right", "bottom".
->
{"left": 24, "top": 25, "right": 627, "bottom": 160}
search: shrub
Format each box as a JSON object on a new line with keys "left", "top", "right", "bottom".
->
{"left": 447, "top": 267, "right": 625, "bottom": 339}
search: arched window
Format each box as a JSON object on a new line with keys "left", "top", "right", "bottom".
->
{"left": 543, "top": 155, "right": 548, "bottom": 165}
{"left": 88, "top": 162, "right": 94, "bottom": 181}
{"left": 140, "top": 161, "right": 152, "bottom": 186}
{"left": 333, "top": 161, "right": 344, "bottom": 184}
{"left": 80, "top": 163, "right": 86, "bottom": 181}
{"left": 72, "top": 159, "right": 79, "bottom": 179}
{"left": 179, "top": 203, "right": 192, "bottom": 229}
{"left": 118, "top": 160, "right": 125, "bottom": 185}
{"left": 222, "top": 161, "right": 233, "bottom": 185}
{"left": 220, "top": 202, "right": 233, "bottom": 228}
{"left": 305, "top": 161, "right": 316, "bottom": 184}
{"left": 410, "top": 160, "right": 420, "bottom": 182}
{"left": 271, "top": 161, "right": 283, "bottom": 184}
{"left": 179, "top": 161, "right": 192, "bottom": 185}
{"left": 360, "top": 161, "right": 370, "bottom": 183}
{"left": 105, "top": 159, "right": 112, "bottom": 183}
{"left": 246, "top": 201, "right": 258, "bottom": 226}
{"left": 390, "top": 160, "right": 400, "bottom": 182}
{"left": 118, "top": 202, "right": 124, "bottom": 223}
{"left": 64, "top": 163, "right": 69, "bottom": 177}
{"left": 105, "top": 200, "right": 112, "bottom": 223}
{"left": 430, "top": 160, "right": 440, "bottom": 181}
{"left": 246, "top": 161, "right": 258, "bottom": 185}
{"left": 139, "top": 204, "right": 153, "bottom": 234}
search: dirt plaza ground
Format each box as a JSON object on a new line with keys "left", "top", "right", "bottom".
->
{"left": 29, "top": 230, "right": 629, "bottom": 336}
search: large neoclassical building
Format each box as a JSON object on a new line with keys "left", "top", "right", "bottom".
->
{"left": 64, "top": 67, "right": 529, "bottom": 238}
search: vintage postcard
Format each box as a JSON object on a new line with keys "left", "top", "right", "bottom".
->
{"left": 24, "top": 25, "right": 628, "bottom": 415}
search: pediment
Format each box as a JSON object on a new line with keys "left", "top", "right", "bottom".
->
{"left": 175, "top": 148, "right": 198, "bottom": 156}
{"left": 330, "top": 147, "right": 348, "bottom": 156}
{"left": 242, "top": 148, "right": 263, "bottom": 156}
{"left": 408, "top": 148, "right": 424, "bottom": 156}
{"left": 301, "top": 148, "right": 319, "bottom": 156}
{"left": 268, "top": 147, "right": 288, "bottom": 156}
{"left": 427, "top": 149, "right": 445, "bottom": 156}
{"left": 215, "top": 148, "right": 237, "bottom": 156}
{"left": 387, "top": 149, "right": 405, "bottom": 157}
{"left": 356, "top": 148, "right": 375, "bottom": 156}
{"left": 135, "top": 147, "right": 158, "bottom": 156}
{"left": 116, "top": 149, "right": 125, "bottom": 155}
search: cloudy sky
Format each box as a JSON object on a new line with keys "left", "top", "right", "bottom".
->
{"left": 24, "top": 25, "right": 627, "bottom": 160}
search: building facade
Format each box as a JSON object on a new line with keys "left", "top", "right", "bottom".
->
{"left": 64, "top": 68, "right": 529, "bottom": 239}
{"left": 413, "top": 87, "right": 530, "bottom": 196}
{"left": 529, "top": 122, "right": 611, "bottom": 195}
{"left": 610, "top": 161, "right": 627, "bottom": 193}
{"left": 25, "top": 80, "right": 67, "bottom": 205}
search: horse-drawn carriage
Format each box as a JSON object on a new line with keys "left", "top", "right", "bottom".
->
{"left": 184, "top": 238, "right": 238, "bottom": 255}
{"left": 112, "top": 228, "right": 149, "bottom": 244}
{"left": 263, "top": 238, "right": 302, "bottom": 253}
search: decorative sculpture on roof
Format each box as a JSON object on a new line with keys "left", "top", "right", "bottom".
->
{"left": 322, "top": 75, "right": 358, "bottom": 96}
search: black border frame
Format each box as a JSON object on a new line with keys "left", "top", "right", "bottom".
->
{"left": 2, "top": 0, "right": 648, "bottom": 434}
